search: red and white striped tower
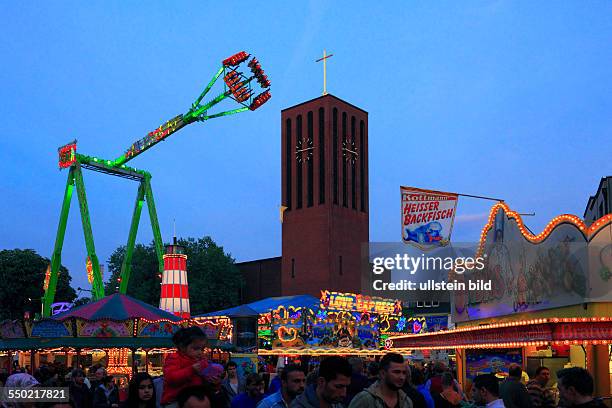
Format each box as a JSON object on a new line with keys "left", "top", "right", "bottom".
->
{"left": 159, "top": 238, "right": 190, "bottom": 318}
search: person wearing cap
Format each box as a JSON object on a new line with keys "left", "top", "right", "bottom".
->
{"left": 202, "top": 364, "right": 230, "bottom": 408}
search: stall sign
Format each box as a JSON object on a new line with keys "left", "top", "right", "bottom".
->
{"left": 401, "top": 186, "right": 458, "bottom": 250}
{"left": 320, "top": 290, "right": 402, "bottom": 315}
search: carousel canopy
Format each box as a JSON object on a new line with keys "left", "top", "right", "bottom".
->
{"left": 198, "top": 295, "right": 320, "bottom": 317}
{"left": 53, "top": 293, "right": 182, "bottom": 322}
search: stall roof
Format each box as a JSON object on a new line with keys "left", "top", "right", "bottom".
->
{"left": 0, "top": 337, "right": 232, "bottom": 351}
{"left": 197, "top": 295, "right": 320, "bottom": 317}
{"left": 53, "top": 293, "right": 182, "bottom": 322}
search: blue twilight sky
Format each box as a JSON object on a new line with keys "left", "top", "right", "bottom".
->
{"left": 1, "top": 1, "right": 611, "bottom": 293}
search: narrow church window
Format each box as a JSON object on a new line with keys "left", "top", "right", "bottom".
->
{"left": 285, "top": 118, "right": 292, "bottom": 210}
{"left": 360, "top": 120, "right": 366, "bottom": 212}
{"left": 318, "top": 108, "right": 325, "bottom": 204}
{"left": 351, "top": 116, "right": 356, "bottom": 209}
{"left": 296, "top": 115, "right": 303, "bottom": 209}
{"left": 333, "top": 108, "right": 338, "bottom": 204}
{"left": 307, "top": 111, "right": 314, "bottom": 207}
{"left": 342, "top": 112, "right": 347, "bottom": 207}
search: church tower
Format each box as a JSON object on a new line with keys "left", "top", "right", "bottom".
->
{"left": 281, "top": 94, "right": 369, "bottom": 296}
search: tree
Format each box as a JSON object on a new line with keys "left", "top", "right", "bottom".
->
{"left": 106, "top": 237, "right": 244, "bottom": 314}
{"left": 105, "top": 243, "right": 160, "bottom": 304}
{"left": 0, "top": 249, "right": 77, "bottom": 320}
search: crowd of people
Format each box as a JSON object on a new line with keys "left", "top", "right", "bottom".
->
{"left": 153, "top": 327, "right": 608, "bottom": 408}
{"left": 0, "top": 326, "right": 608, "bottom": 408}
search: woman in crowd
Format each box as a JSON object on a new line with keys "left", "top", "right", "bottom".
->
{"left": 122, "top": 372, "right": 156, "bottom": 408}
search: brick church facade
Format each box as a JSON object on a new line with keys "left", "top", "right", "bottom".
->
{"left": 237, "top": 94, "right": 369, "bottom": 302}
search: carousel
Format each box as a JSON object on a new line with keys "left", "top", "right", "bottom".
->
{"left": 0, "top": 293, "right": 232, "bottom": 386}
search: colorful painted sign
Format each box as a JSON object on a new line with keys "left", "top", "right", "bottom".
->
{"left": 379, "top": 315, "right": 426, "bottom": 335}
{"left": 231, "top": 354, "right": 258, "bottom": 378}
{"left": 43, "top": 264, "right": 51, "bottom": 291}
{"left": 30, "top": 320, "right": 72, "bottom": 337}
{"left": 466, "top": 348, "right": 522, "bottom": 380}
{"left": 401, "top": 187, "right": 458, "bottom": 250}
{"left": 77, "top": 320, "right": 133, "bottom": 337}
{"left": 86, "top": 256, "right": 94, "bottom": 284}
{"left": 453, "top": 203, "right": 612, "bottom": 322}
{"left": 137, "top": 320, "right": 179, "bottom": 338}
{"left": 0, "top": 321, "right": 25, "bottom": 339}
{"left": 320, "top": 291, "right": 402, "bottom": 316}
{"left": 58, "top": 141, "right": 77, "bottom": 169}
{"left": 425, "top": 315, "right": 448, "bottom": 332}
{"left": 270, "top": 308, "right": 380, "bottom": 351}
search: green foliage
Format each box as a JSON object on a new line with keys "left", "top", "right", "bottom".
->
{"left": 105, "top": 243, "right": 160, "bottom": 303}
{"left": 106, "top": 237, "right": 243, "bottom": 314}
{"left": 0, "top": 249, "right": 77, "bottom": 320}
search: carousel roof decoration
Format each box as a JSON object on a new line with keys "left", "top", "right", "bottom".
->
{"left": 53, "top": 293, "right": 182, "bottom": 322}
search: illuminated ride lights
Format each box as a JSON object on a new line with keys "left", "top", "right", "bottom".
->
{"left": 388, "top": 317, "right": 612, "bottom": 350}
{"left": 476, "top": 202, "right": 612, "bottom": 258}
{"left": 44, "top": 51, "right": 271, "bottom": 317}
{"left": 223, "top": 51, "right": 250, "bottom": 67}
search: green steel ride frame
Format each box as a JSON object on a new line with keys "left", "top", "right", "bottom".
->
{"left": 43, "top": 52, "right": 271, "bottom": 317}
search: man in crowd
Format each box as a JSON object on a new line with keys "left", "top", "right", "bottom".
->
{"left": 557, "top": 367, "right": 607, "bottom": 408}
{"left": 291, "top": 356, "right": 351, "bottom": 408}
{"left": 410, "top": 367, "right": 433, "bottom": 408}
{"left": 69, "top": 369, "right": 92, "bottom": 408}
{"left": 232, "top": 373, "right": 265, "bottom": 408}
{"left": 257, "top": 364, "right": 306, "bottom": 408}
{"left": 472, "top": 374, "right": 505, "bottom": 408}
{"left": 344, "top": 358, "right": 368, "bottom": 405}
{"left": 526, "top": 367, "right": 555, "bottom": 408}
{"left": 402, "top": 365, "right": 427, "bottom": 408}
{"left": 424, "top": 362, "right": 446, "bottom": 396}
{"left": 366, "top": 362, "right": 379, "bottom": 387}
{"left": 223, "top": 362, "right": 245, "bottom": 403}
{"left": 499, "top": 364, "right": 532, "bottom": 408}
{"left": 268, "top": 368, "right": 284, "bottom": 396}
{"left": 348, "top": 353, "right": 413, "bottom": 408}
{"left": 90, "top": 367, "right": 107, "bottom": 392}
{"left": 177, "top": 386, "right": 212, "bottom": 408}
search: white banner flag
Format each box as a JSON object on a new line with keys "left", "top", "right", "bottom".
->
{"left": 401, "top": 186, "right": 459, "bottom": 250}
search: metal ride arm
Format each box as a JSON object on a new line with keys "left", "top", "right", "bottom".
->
{"left": 45, "top": 51, "right": 271, "bottom": 316}
{"left": 112, "top": 51, "right": 271, "bottom": 167}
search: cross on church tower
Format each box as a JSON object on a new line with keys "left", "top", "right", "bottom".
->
{"left": 315, "top": 50, "right": 334, "bottom": 96}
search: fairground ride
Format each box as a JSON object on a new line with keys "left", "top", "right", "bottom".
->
{"left": 42, "top": 51, "right": 271, "bottom": 317}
